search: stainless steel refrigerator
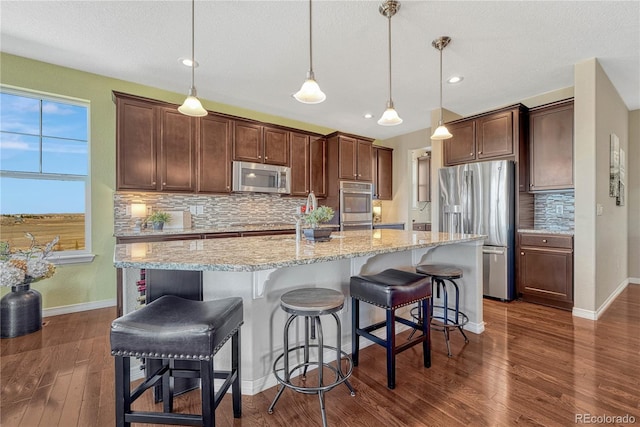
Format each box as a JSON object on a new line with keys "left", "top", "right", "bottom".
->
{"left": 439, "top": 160, "right": 515, "bottom": 301}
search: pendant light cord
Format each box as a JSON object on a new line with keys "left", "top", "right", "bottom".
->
{"left": 190, "top": 0, "right": 195, "bottom": 89}
{"left": 387, "top": 14, "right": 393, "bottom": 105}
{"left": 308, "top": 0, "right": 314, "bottom": 73}
{"left": 439, "top": 44, "right": 443, "bottom": 124}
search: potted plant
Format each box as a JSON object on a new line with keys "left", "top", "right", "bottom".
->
{"left": 303, "top": 206, "right": 335, "bottom": 242}
{"left": 147, "top": 211, "right": 171, "bottom": 231}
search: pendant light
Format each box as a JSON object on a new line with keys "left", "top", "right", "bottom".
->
{"left": 178, "top": 0, "right": 207, "bottom": 117}
{"left": 431, "top": 36, "right": 452, "bottom": 140}
{"left": 377, "top": 0, "right": 402, "bottom": 126}
{"left": 293, "top": 0, "right": 326, "bottom": 104}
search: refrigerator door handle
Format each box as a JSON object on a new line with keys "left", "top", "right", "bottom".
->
{"left": 482, "top": 247, "right": 505, "bottom": 255}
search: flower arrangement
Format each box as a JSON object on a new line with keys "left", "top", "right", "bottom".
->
{"left": 304, "top": 205, "right": 334, "bottom": 228}
{"left": 0, "top": 233, "right": 58, "bottom": 288}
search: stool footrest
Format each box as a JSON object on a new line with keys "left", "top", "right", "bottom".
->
{"left": 130, "top": 364, "right": 169, "bottom": 402}
{"left": 355, "top": 316, "right": 425, "bottom": 356}
{"left": 125, "top": 411, "right": 202, "bottom": 426}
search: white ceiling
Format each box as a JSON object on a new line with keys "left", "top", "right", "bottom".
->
{"left": 1, "top": 1, "right": 639, "bottom": 140}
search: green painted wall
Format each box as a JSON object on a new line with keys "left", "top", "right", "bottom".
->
{"left": 0, "top": 52, "right": 334, "bottom": 309}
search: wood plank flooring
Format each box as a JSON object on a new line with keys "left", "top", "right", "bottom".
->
{"left": 2, "top": 285, "right": 639, "bottom": 426}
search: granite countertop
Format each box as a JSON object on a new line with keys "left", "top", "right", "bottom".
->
{"left": 114, "top": 222, "right": 302, "bottom": 238}
{"left": 114, "top": 229, "right": 486, "bottom": 272}
{"left": 518, "top": 229, "right": 574, "bottom": 236}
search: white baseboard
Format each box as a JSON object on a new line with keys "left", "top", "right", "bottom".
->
{"left": 629, "top": 277, "right": 640, "bottom": 285}
{"left": 572, "top": 279, "right": 630, "bottom": 320}
{"left": 43, "top": 298, "right": 116, "bottom": 318}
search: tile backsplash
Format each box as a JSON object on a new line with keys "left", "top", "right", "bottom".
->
{"left": 533, "top": 192, "right": 574, "bottom": 232}
{"left": 114, "top": 192, "right": 311, "bottom": 233}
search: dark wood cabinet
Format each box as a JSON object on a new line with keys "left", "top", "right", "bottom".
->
{"left": 412, "top": 222, "right": 432, "bottom": 231}
{"left": 417, "top": 154, "right": 431, "bottom": 202}
{"left": 517, "top": 232, "right": 573, "bottom": 310}
{"left": 233, "top": 121, "right": 289, "bottom": 166}
{"left": 289, "top": 133, "right": 327, "bottom": 198}
{"left": 373, "top": 146, "right": 393, "bottom": 200}
{"left": 115, "top": 93, "right": 195, "bottom": 192}
{"left": 528, "top": 99, "right": 574, "bottom": 191}
{"left": 327, "top": 132, "right": 373, "bottom": 182}
{"left": 443, "top": 104, "right": 525, "bottom": 167}
{"left": 158, "top": 107, "right": 196, "bottom": 192}
{"left": 197, "top": 114, "right": 232, "bottom": 193}
{"left": 116, "top": 95, "right": 158, "bottom": 190}
{"left": 310, "top": 137, "right": 327, "bottom": 198}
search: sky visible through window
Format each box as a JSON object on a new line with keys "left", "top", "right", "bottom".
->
{"left": 0, "top": 92, "right": 88, "bottom": 214}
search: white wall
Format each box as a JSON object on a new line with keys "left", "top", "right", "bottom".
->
{"left": 628, "top": 110, "right": 640, "bottom": 282}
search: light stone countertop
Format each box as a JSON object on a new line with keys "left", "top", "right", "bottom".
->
{"left": 518, "top": 229, "right": 574, "bottom": 236}
{"left": 114, "top": 229, "right": 486, "bottom": 272}
{"left": 114, "top": 223, "right": 300, "bottom": 238}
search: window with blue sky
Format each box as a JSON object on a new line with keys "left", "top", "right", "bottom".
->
{"left": 0, "top": 88, "right": 90, "bottom": 252}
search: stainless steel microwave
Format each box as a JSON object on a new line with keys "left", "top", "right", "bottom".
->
{"left": 232, "top": 161, "right": 291, "bottom": 194}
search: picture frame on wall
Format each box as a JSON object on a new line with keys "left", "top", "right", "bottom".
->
{"left": 617, "top": 148, "right": 626, "bottom": 206}
{"left": 609, "top": 133, "right": 620, "bottom": 198}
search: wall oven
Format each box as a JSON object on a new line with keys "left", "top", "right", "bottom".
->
{"left": 339, "top": 181, "right": 373, "bottom": 231}
{"left": 232, "top": 161, "right": 291, "bottom": 194}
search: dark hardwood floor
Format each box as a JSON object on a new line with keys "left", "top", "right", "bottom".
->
{"left": 2, "top": 285, "right": 639, "bottom": 426}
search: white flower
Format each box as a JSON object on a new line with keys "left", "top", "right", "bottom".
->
{"left": 0, "top": 261, "right": 26, "bottom": 287}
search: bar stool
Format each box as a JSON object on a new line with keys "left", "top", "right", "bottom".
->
{"left": 415, "top": 264, "right": 469, "bottom": 357}
{"left": 110, "top": 295, "right": 243, "bottom": 427}
{"left": 350, "top": 269, "right": 432, "bottom": 389}
{"left": 268, "top": 288, "right": 354, "bottom": 427}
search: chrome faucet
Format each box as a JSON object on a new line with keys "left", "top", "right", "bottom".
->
{"left": 305, "top": 191, "right": 317, "bottom": 213}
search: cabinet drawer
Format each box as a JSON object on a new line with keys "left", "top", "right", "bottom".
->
{"left": 520, "top": 233, "right": 572, "bottom": 249}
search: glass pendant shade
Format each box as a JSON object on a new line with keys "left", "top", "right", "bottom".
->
{"left": 178, "top": 87, "right": 208, "bottom": 117}
{"left": 378, "top": 102, "right": 403, "bottom": 126}
{"left": 431, "top": 122, "right": 453, "bottom": 140}
{"left": 293, "top": 71, "right": 326, "bottom": 104}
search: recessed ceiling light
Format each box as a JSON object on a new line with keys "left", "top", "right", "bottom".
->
{"left": 364, "top": 113, "right": 373, "bottom": 119}
{"left": 447, "top": 75, "right": 463, "bottom": 84}
{"left": 179, "top": 57, "right": 199, "bottom": 68}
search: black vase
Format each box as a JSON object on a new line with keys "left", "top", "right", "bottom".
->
{"left": 1, "top": 282, "right": 42, "bottom": 338}
{"left": 303, "top": 228, "right": 332, "bottom": 242}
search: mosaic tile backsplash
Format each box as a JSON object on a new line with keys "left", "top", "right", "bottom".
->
{"left": 533, "top": 192, "right": 575, "bottom": 232}
{"left": 114, "top": 192, "right": 314, "bottom": 233}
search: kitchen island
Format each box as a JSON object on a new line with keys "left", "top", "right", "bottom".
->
{"left": 114, "top": 229, "right": 485, "bottom": 394}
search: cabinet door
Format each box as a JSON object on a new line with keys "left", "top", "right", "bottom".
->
{"left": 158, "top": 107, "right": 196, "bottom": 192}
{"left": 443, "top": 120, "right": 476, "bottom": 165}
{"left": 233, "top": 121, "right": 263, "bottom": 162}
{"left": 477, "top": 110, "right": 514, "bottom": 159}
{"left": 263, "top": 127, "right": 289, "bottom": 166}
{"left": 519, "top": 247, "right": 573, "bottom": 304}
{"left": 375, "top": 147, "right": 393, "bottom": 200}
{"left": 338, "top": 136, "right": 358, "bottom": 180}
{"left": 198, "top": 114, "right": 231, "bottom": 193}
{"left": 116, "top": 97, "right": 158, "bottom": 190}
{"left": 310, "top": 137, "right": 327, "bottom": 197}
{"left": 417, "top": 155, "right": 430, "bottom": 202}
{"left": 289, "top": 132, "right": 310, "bottom": 196}
{"left": 529, "top": 102, "right": 574, "bottom": 191}
{"left": 356, "top": 140, "right": 373, "bottom": 181}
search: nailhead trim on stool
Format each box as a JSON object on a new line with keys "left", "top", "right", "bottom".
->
{"left": 110, "top": 295, "right": 243, "bottom": 427}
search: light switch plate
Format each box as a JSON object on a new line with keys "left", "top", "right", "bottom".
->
{"left": 189, "top": 206, "right": 197, "bottom": 215}
{"left": 196, "top": 206, "right": 204, "bottom": 215}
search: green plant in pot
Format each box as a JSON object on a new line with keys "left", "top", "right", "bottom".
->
{"left": 147, "top": 211, "right": 171, "bottom": 231}
{"left": 303, "top": 206, "right": 334, "bottom": 242}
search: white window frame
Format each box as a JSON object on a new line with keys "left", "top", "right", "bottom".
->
{"left": 0, "top": 85, "right": 94, "bottom": 264}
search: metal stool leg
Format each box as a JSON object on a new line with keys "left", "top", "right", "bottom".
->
{"left": 302, "top": 316, "right": 310, "bottom": 380}
{"left": 448, "top": 279, "right": 469, "bottom": 343}
{"left": 268, "top": 314, "right": 296, "bottom": 414}
{"left": 331, "top": 312, "right": 355, "bottom": 396}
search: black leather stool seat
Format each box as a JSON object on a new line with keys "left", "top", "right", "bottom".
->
{"left": 350, "top": 269, "right": 432, "bottom": 389}
{"left": 111, "top": 295, "right": 243, "bottom": 360}
{"left": 110, "top": 295, "right": 243, "bottom": 427}
{"left": 350, "top": 269, "right": 432, "bottom": 308}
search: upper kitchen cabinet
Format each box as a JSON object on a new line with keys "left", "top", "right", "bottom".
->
{"left": 443, "top": 104, "right": 526, "bottom": 167}
{"left": 327, "top": 132, "right": 373, "bottom": 182}
{"left": 528, "top": 99, "right": 574, "bottom": 192}
{"left": 233, "top": 121, "right": 289, "bottom": 166}
{"left": 197, "top": 114, "right": 232, "bottom": 193}
{"left": 373, "top": 146, "right": 393, "bottom": 200}
{"left": 115, "top": 92, "right": 195, "bottom": 192}
{"left": 289, "top": 132, "right": 327, "bottom": 198}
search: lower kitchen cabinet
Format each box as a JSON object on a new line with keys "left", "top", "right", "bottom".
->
{"left": 517, "top": 233, "right": 573, "bottom": 310}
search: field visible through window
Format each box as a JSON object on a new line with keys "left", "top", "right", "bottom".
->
{"left": 0, "top": 214, "right": 85, "bottom": 251}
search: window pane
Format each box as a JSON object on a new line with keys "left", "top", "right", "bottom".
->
{"left": 0, "top": 177, "right": 85, "bottom": 251}
{"left": 42, "top": 101, "right": 88, "bottom": 140}
{"left": 42, "top": 138, "right": 88, "bottom": 175}
{"left": 0, "top": 133, "right": 40, "bottom": 172}
{"left": 0, "top": 93, "right": 40, "bottom": 135}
